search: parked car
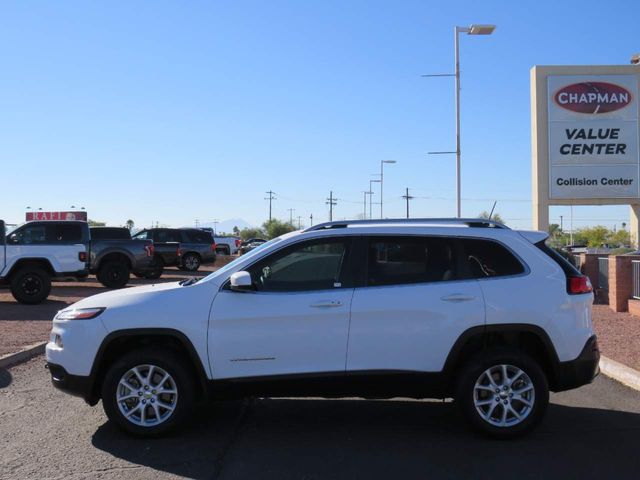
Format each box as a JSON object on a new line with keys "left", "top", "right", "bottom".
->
{"left": 88, "top": 227, "right": 155, "bottom": 288}
{"left": 213, "top": 236, "right": 241, "bottom": 255}
{"left": 132, "top": 228, "right": 216, "bottom": 275}
{"left": 46, "top": 218, "right": 598, "bottom": 438}
{"left": 239, "top": 238, "right": 267, "bottom": 255}
{"left": 0, "top": 219, "right": 88, "bottom": 304}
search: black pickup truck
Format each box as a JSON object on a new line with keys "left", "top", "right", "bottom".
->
{"left": 88, "top": 226, "right": 155, "bottom": 287}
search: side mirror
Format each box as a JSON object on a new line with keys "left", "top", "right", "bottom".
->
{"left": 7, "top": 233, "right": 18, "bottom": 244}
{"left": 230, "top": 271, "right": 253, "bottom": 292}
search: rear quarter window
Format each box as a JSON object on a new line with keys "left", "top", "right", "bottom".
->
{"left": 460, "top": 238, "right": 525, "bottom": 278}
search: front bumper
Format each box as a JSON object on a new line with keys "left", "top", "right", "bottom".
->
{"left": 553, "top": 335, "right": 600, "bottom": 392}
{"left": 47, "top": 363, "right": 98, "bottom": 405}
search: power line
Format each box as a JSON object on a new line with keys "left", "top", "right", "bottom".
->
{"left": 401, "top": 188, "right": 414, "bottom": 218}
{"left": 326, "top": 191, "right": 337, "bottom": 221}
{"left": 264, "top": 190, "right": 277, "bottom": 222}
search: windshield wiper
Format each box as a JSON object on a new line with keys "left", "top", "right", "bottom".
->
{"left": 179, "top": 277, "right": 199, "bottom": 286}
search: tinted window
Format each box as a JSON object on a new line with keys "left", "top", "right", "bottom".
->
{"left": 91, "top": 228, "right": 131, "bottom": 240}
{"left": 181, "top": 229, "right": 213, "bottom": 243}
{"left": 247, "top": 239, "right": 349, "bottom": 292}
{"left": 461, "top": 239, "right": 524, "bottom": 278}
{"left": 367, "top": 236, "right": 456, "bottom": 286}
{"left": 47, "top": 224, "right": 82, "bottom": 242}
{"left": 11, "top": 225, "right": 46, "bottom": 244}
{"left": 154, "top": 229, "right": 181, "bottom": 243}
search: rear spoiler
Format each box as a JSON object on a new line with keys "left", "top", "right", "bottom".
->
{"left": 517, "top": 230, "right": 549, "bottom": 245}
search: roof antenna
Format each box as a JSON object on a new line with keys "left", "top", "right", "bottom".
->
{"left": 489, "top": 201, "right": 497, "bottom": 220}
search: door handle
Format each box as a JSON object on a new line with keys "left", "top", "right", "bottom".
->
{"left": 310, "top": 300, "right": 343, "bottom": 308}
{"left": 441, "top": 294, "right": 475, "bottom": 303}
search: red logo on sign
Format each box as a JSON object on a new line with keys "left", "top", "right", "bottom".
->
{"left": 554, "top": 82, "right": 632, "bottom": 114}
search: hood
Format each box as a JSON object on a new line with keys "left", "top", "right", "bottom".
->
{"left": 65, "top": 281, "right": 185, "bottom": 311}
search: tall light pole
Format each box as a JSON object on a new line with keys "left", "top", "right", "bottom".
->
{"left": 380, "top": 160, "right": 396, "bottom": 218}
{"left": 425, "top": 24, "right": 495, "bottom": 218}
{"left": 369, "top": 179, "right": 380, "bottom": 220}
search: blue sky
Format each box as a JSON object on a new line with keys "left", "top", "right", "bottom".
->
{"left": 1, "top": 0, "right": 638, "bottom": 230}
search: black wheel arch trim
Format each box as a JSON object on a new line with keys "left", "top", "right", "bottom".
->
{"left": 6, "top": 258, "right": 55, "bottom": 277}
{"left": 87, "top": 328, "right": 209, "bottom": 404}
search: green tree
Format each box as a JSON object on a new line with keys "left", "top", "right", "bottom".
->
{"left": 572, "top": 226, "right": 609, "bottom": 247}
{"left": 263, "top": 219, "right": 296, "bottom": 239}
{"left": 87, "top": 219, "right": 106, "bottom": 227}
{"left": 239, "top": 227, "right": 265, "bottom": 240}
{"left": 478, "top": 211, "right": 505, "bottom": 224}
{"left": 232, "top": 226, "right": 240, "bottom": 236}
{"left": 125, "top": 219, "right": 135, "bottom": 232}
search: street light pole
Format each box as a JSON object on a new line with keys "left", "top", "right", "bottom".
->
{"left": 380, "top": 160, "right": 396, "bottom": 219}
{"left": 425, "top": 24, "right": 495, "bottom": 218}
{"left": 369, "top": 179, "right": 380, "bottom": 220}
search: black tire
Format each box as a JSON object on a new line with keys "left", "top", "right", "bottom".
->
{"left": 144, "top": 257, "right": 164, "bottom": 279}
{"left": 133, "top": 272, "right": 145, "bottom": 278}
{"left": 101, "top": 348, "right": 196, "bottom": 437}
{"left": 215, "top": 245, "right": 231, "bottom": 256}
{"left": 97, "top": 261, "right": 131, "bottom": 289}
{"left": 455, "top": 349, "right": 549, "bottom": 438}
{"left": 182, "top": 253, "right": 201, "bottom": 272}
{"left": 10, "top": 266, "right": 52, "bottom": 304}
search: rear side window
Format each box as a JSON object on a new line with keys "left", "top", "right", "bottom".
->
{"left": 132, "top": 230, "right": 149, "bottom": 240}
{"left": 46, "top": 224, "right": 83, "bottom": 242}
{"left": 91, "top": 228, "right": 131, "bottom": 240}
{"left": 366, "top": 236, "right": 456, "bottom": 286}
{"left": 535, "top": 241, "right": 581, "bottom": 277}
{"left": 460, "top": 239, "right": 525, "bottom": 278}
{"left": 155, "top": 229, "right": 181, "bottom": 243}
{"left": 181, "top": 230, "right": 213, "bottom": 243}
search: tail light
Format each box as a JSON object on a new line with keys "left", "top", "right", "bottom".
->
{"left": 211, "top": 243, "right": 217, "bottom": 252}
{"left": 144, "top": 244, "right": 154, "bottom": 257}
{"left": 235, "top": 239, "right": 241, "bottom": 248}
{"left": 79, "top": 251, "right": 87, "bottom": 262}
{"left": 177, "top": 247, "right": 183, "bottom": 257}
{"left": 568, "top": 276, "right": 592, "bottom": 294}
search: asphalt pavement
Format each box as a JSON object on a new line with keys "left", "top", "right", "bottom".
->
{"left": 1, "top": 356, "right": 640, "bottom": 480}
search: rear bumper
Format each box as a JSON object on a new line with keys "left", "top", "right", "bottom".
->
{"left": 47, "top": 362, "right": 98, "bottom": 405}
{"left": 553, "top": 335, "right": 600, "bottom": 392}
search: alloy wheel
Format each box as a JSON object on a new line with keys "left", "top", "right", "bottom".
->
{"left": 473, "top": 364, "right": 535, "bottom": 427}
{"left": 116, "top": 364, "right": 178, "bottom": 427}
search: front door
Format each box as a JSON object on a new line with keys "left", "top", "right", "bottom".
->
{"left": 209, "top": 236, "right": 355, "bottom": 380}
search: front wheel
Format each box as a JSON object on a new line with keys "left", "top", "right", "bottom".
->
{"left": 10, "top": 266, "right": 52, "bottom": 304}
{"left": 101, "top": 348, "right": 196, "bottom": 436}
{"left": 182, "top": 253, "right": 200, "bottom": 272}
{"left": 455, "top": 349, "right": 549, "bottom": 438}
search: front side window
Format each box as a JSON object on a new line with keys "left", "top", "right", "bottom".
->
{"left": 366, "top": 236, "right": 456, "bottom": 286}
{"left": 461, "top": 238, "right": 525, "bottom": 278}
{"left": 10, "top": 225, "right": 46, "bottom": 244}
{"left": 247, "top": 239, "right": 349, "bottom": 292}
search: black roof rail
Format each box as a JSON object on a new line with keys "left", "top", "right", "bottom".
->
{"left": 303, "top": 218, "right": 509, "bottom": 232}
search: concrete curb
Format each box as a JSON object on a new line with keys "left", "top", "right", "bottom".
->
{"left": 0, "top": 342, "right": 46, "bottom": 369}
{"left": 600, "top": 355, "right": 640, "bottom": 392}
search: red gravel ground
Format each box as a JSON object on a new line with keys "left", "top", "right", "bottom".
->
{"left": 592, "top": 304, "right": 640, "bottom": 371}
{"left": 0, "top": 266, "right": 217, "bottom": 357}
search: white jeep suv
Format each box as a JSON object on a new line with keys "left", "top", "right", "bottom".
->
{"left": 46, "top": 218, "right": 598, "bottom": 438}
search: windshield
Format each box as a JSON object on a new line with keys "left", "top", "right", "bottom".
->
{"left": 200, "top": 236, "right": 284, "bottom": 282}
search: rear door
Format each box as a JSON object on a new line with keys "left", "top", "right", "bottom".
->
{"left": 347, "top": 235, "right": 485, "bottom": 373}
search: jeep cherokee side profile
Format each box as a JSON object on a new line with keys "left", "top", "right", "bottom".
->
{"left": 46, "top": 219, "right": 598, "bottom": 438}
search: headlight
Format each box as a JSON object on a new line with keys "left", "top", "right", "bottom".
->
{"left": 56, "top": 307, "right": 105, "bottom": 320}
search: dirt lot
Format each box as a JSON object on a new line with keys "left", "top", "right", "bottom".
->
{"left": 592, "top": 304, "right": 640, "bottom": 371}
{"left": 0, "top": 266, "right": 217, "bottom": 357}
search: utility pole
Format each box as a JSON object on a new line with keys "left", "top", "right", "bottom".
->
{"left": 264, "top": 190, "right": 276, "bottom": 223}
{"left": 195, "top": 219, "right": 200, "bottom": 228}
{"left": 297, "top": 216, "right": 302, "bottom": 229}
{"left": 401, "top": 188, "right": 414, "bottom": 218}
{"left": 326, "top": 191, "right": 337, "bottom": 221}
{"left": 287, "top": 208, "right": 295, "bottom": 225}
{"left": 309, "top": 213, "right": 313, "bottom": 226}
{"left": 362, "top": 191, "right": 368, "bottom": 219}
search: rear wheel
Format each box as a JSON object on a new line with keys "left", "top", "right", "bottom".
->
{"left": 455, "top": 349, "right": 548, "bottom": 438}
{"left": 10, "top": 266, "right": 52, "bottom": 304}
{"left": 144, "top": 257, "right": 164, "bottom": 279}
{"left": 182, "top": 253, "right": 201, "bottom": 272}
{"left": 97, "top": 261, "right": 130, "bottom": 289}
{"left": 101, "top": 348, "right": 195, "bottom": 436}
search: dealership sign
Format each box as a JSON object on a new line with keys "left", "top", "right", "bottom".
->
{"left": 25, "top": 211, "right": 88, "bottom": 221}
{"left": 548, "top": 74, "right": 639, "bottom": 199}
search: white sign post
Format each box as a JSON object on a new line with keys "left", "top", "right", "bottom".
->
{"left": 531, "top": 66, "right": 640, "bottom": 246}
